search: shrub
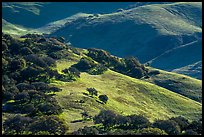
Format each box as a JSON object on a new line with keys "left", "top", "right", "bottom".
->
{"left": 182, "top": 129, "right": 199, "bottom": 135}
{"left": 86, "top": 88, "right": 98, "bottom": 96}
{"left": 72, "top": 57, "right": 97, "bottom": 72}
{"left": 138, "top": 127, "right": 167, "bottom": 135}
{"left": 2, "top": 58, "right": 8, "bottom": 72}
{"left": 2, "top": 40, "right": 8, "bottom": 51}
{"left": 87, "top": 48, "right": 118, "bottom": 67}
{"left": 124, "top": 56, "right": 141, "bottom": 68}
{"left": 72, "top": 126, "right": 99, "bottom": 135}
{"left": 152, "top": 120, "right": 181, "bottom": 135}
{"left": 29, "top": 116, "right": 67, "bottom": 135}
{"left": 57, "top": 36, "right": 65, "bottom": 43}
{"left": 126, "top": 115, "right": 150, "bottom": 129}
{"left": 68, "top": 67, "right": 80, "bottom": 77}
{"left": 16, "top": 83, "right": 35, "bottom": 92}
{"left": 170, "top": 116, "right": 190, "bottom": 131}
{"left": 38, "top": 102, "right": 62, "bottom": 115}
{"left": 2, "top": 75, "right": 19, "bottom": 101}
{"left": 20, "top": 47, "right": 33, "bottom": 55}
{"left": 9, "top": 39, "right": 22, "bottom": 55}
{"left": 87, "top": 48, "right": 146, "bottom": 78}
{"left": 20, "top": 66, "right": 44, "bottom": 82}
{"left": 99, "top": 95, "right": 108, "bottom": 104}
{"left": 126, "top": 67, "right": 144, "bottom": 79}
{"left": 31, "top": 82, "right": 49, "bottom": 92}
{"left": 107, "top": 129, "right": 136, "bottom": 135}
{"left": 22, "top": 103, "right": 36, "bottom": 114}
{"left": 88, "top": 64, "right": 107, "bottom": 75}
{"left": 49, "top": 86, "right": 62, "bottom": 92}
{"left": 24, "top": 54, "right": 47, "bottom": 68}
{"left": 3, "top": 115, "right": 33, "bottom": 135}
{"left": 41, "top": 56, "right": 56, "bottom": 67}
{"left": 15, "top": 91, "right": 30, "bottom": 103}
{"left": 56, "top": 73, "right": 76, "bottom": 82}
{"left": 9, "top": 59, "right": 25, "bottom": 72}
{"left": 187, "top": 120, "right": 202, "bottom": 134}
{"left": 93, "top": 110, "right": 117, "bottom": 128}
{"left": 62, "top": 67, "right": 80, "bottom": 78}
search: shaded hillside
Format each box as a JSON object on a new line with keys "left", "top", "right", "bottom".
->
{"left": 148, "top": 39, "right": 202, "bottom": 71}
{"left": 39, "top": 2, "right": 202, "bottom": 76}
{"left": 2, "top": 2, "right": 136, "bottom": 28}
{"left": 172, "top": 61, "right": 202, "bottom": 80}
{"left": 142, "top": 67, "right": 202, "bottom": 102}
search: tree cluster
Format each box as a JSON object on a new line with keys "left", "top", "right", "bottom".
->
{"left": 73, "top": 110, "right": 202, "bottom": 135}
{"left": 72, "top": 57, "right": 107, "bottom": 75}
{"left": 2, "top": 33, "right": 68, "bottom": 135}
{"left": 3, "top": 115, "right": 67, "bottom": 135}
{"left": 86, "top": 88, "right": 108, "bottom": 104}
{"left": 87, "top": 48, "right": 148, "bottom": 79}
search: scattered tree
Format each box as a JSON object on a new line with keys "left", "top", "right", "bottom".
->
{"left": 99, "top": 95, "right": 108, "bottom": 104}
{"left": 86, "top": 88, "right": 98, "bottom": 96}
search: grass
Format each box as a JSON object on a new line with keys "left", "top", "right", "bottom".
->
{"left": 2, "top": 20, "right": 29, "bottom": 36}
{"left": 52, "top": 60, "right": 202, "bottom": 133}
{"left": 143, "top": 67, "right": 202, "bottom": 102}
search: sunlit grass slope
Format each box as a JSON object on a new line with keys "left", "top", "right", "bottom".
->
{"left": 52, "top": 60, "right": 202, "bottom": 133}
{"left": 2, "top": 19, "right": 29, "bottom": 36}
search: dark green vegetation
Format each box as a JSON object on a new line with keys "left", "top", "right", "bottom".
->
{"left": 2, "top": 34, "right": 202, "bottom": 135}
{"left": 2, "top": 2, "right": 202, "bottom": 79}
{"left": 72, "top": 110, "right": 202, "bottom": 135}
{"left": 2, "top": 33, "right": 78, "bottom": 135}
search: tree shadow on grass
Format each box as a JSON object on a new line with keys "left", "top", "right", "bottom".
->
{"left": 70, "top": 119, "right": 83, "bottom": 123}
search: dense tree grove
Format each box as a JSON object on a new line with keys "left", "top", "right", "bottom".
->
{"left": 2, "top": 33, "right": 69, "bottom": 135}
{"left": 87, "top": 48, "right": 148, "bottom": 79}
{"left": 3, "top": 115, "right": 67, "bottom": 135}
{"left": 72, "top": 57, "right": 108, "bottom": 75}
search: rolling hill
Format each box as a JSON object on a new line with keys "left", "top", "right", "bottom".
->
{"left": 2, "top": 2, "right": 202, "bottom": 79}
{"left": 54, "top": 58, "right": 202, "bottom": 133}
{"left": 36, "top": 2, "right": 202, "bottom": 79}
{"left": 2, "top": 2, "right": 202, "bottom": 135}
{"left": 172, "top": 61, "right": 202, "bottom": 80}
{"left": 2, "top": 19, "right": 29, "bottom": 35}
{"left": 2, "top": 2, "right": 136, "bottom": 28}
{"left": 2, "top": 33, "right": 202, "bottom": 134}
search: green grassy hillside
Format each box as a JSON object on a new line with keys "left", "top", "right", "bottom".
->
{"left": 2, "top": 19, "right": 29, "bottom": 36}
{"left": 143, "top": 67, "right": 202, "bottom": 102}
{"left": 52, "top": 59, "right": 202, "bottom": 133}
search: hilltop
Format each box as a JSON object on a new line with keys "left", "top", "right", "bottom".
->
{"left": 38, "top": 2, "right": 202, "bottom": 79}
{"left": 2, "top": 2, "right": 202, "bottom": 79}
